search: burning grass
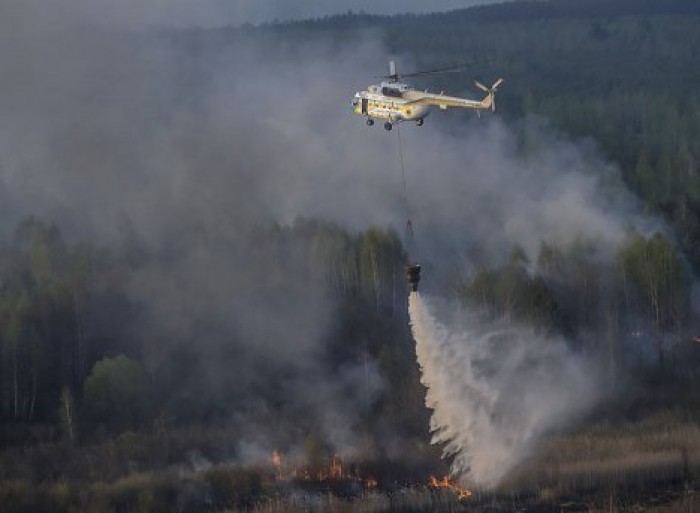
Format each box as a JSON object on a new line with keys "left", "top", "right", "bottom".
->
{"left": 1, "top": 414, "right": 699, "bottom": 512}
{"left": 429, "top": 475, "right": 472, "bottom": 499}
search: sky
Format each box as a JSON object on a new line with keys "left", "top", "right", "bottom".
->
{"left": 205, "top": 0, "right": 497, "bottom": 24}
{"left": 42, "top": 0, "right": 500, "bottom": 28}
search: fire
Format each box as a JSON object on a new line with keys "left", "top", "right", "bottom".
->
{"left": 429, "top": 475, "right": 472, "bottom": 499}
{"left": 270, "top": 450, "right": 377, "bottom": 487}
{"left": 329, "top": 454, "right": 342, "bottom": 479}
{"left": 364, "top": 477, "right": 378, "bottom": 488}
{"left": 272, "top": 450, "right": 284, "bottom": 480}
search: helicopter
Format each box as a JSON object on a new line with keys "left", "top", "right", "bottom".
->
{"left": 351, "top": 61, "right": 503, "bottom": 130}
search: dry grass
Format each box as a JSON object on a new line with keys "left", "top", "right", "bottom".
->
{"left": 2, "top": 413, "right": 700, "bottom": 512}
{"left": 225, "top": 489, "right": 465, "bottom": 513}
{"left": 581, "top": 489, "right": 696, "bottom": 513}
{"left": 500, "top": 412, "right": 700, "bottom": 499}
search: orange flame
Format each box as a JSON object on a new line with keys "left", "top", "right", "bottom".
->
{"left": 429, "top": 475, "right": 472, "bottom": 499}
{"left": 271, "top": 450, "right": 378, "bottom": 488}
{"left": 272, "top": 450, "right": 284, "bottom": 480}
{"left": 329, "top": 454, "right": 343, "bottom": 479}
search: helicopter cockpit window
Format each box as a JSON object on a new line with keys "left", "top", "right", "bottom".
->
{"left": 381, "top": 86, "right": 402, "bottom": 98}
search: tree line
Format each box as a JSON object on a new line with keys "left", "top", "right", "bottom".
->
{"left": 463, "top": 234, "right": 693, "bottom": 368}
{"left": 246, "top": 0, "right": 700, "bottom": 272}
{"left": 2, "top": 216, "right": 697, "bottom": 445}
{"left": 0, "top": 218, "right": 428, "bottom": 450}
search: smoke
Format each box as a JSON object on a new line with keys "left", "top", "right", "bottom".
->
{"left": 0, "top": 1, "right": 393, "bottom": 457}
{"left": 409, "top": 293, "right": 601, "bottom": 488}
{"left": 0, "top": 0, "right": 663, "bottom": 468}
{"left": 0, "top": 2, "right": 652, "bottom": 253}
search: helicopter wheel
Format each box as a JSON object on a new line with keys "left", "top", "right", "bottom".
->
{"left": 366, "top": 118, "right": 374, "bottom": 126}
{"left": 384, "top": 122, "right": 393, "bottom": 131}
{"left": 416, "top": 118, "right": 424, "bottom": 126}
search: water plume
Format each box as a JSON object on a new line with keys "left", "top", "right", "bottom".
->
{"left": 408, "top": 292, "right": 600, "bottom": 488}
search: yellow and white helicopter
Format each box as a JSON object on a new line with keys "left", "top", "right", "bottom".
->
{"left": 351, "top": 61, "right": 503, "bottom": 130}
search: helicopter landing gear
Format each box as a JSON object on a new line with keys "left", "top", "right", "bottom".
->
{"left": 384, "top": 122, "right": 393, "bottom": 131}
{"left": 416, "top": 118, "right": 424, "bottom": 126}
{"left": 366, "top": 118, "right": 374, "bottom": 126}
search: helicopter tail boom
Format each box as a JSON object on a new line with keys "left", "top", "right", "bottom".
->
{"left": 405, "top": 78, "right": 503, "bottom": 112}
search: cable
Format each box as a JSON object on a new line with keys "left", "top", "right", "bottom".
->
{"left": 396, "top": 122, "right": 417, "bottom": 263}
{"left": 396, "top": 121, "right": 409, "bottom": 217}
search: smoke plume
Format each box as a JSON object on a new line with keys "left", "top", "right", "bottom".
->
{"left": 0, "top": 0, "right": 665, "bottom": 469}
{"left": 409, "top": 292, "right": 601, "bottom": 488}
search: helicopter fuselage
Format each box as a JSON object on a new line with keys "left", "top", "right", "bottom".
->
{"left": 351, "top": 82, "right": 431, "bottom": 125}
{"left": 351, "top": 77, "right": 500, "bottom": 130}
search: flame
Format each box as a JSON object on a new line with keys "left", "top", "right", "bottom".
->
{"left": 429, "top": 476, "right": 472, "bottom": 499}
{"left": 329, "top": 454, "right": 343, "bottom": 479}
{"left": 271, "top": 451, "right": 376, "bottom": 485}
{"left": 271, "top": 450, "right": 284, "bottom": 480}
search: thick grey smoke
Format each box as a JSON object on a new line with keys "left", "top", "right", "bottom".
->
{"left": 409, "top": 293, "right": 601, "bottom": 488}
{"left": 0, "top": 0, "right": 657, "bottom": 465}
{"left": 0, "top": 0, "right": 651, "bottom": 255}
{"left": 0, "top": 1, "right": 390, "bottom": 457}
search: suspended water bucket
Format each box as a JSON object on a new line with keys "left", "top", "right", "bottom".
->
{"left": 407, "top": 264, "right": 421, "bottom": 292}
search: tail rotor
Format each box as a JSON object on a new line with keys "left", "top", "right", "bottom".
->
{"left": 474, "top": 78, "right": 504, "bottom": 111}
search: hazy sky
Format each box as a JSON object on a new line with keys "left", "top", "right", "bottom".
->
{"left": 70, "top": 0, "right": 499, "bottom": 27}
{"left": 221, "top": 0, "right": 497, "bottom": 24}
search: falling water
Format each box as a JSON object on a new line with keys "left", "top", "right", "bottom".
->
{"left": 408, "top": 292, "right": 600, "bottom": 488}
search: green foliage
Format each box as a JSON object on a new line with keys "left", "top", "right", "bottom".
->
{"left": 285, "top": 1, "right": 700, "bottom": 272}
{"left": 84, "top": 355, "right": 151, "bottom": 430}
{"left": 357, "top": 227, "right": 405, "bottom": 314}
{"left": 464, "top": 251, "right": 559, "bottom": 331}
{"left": 464, "top": 233, "right": 690, "bottom": 362}
{"left": 0, "top": 218, "right": 98, "bottom": 424}
{"left": 260, "top": 3, "right": 700, "bottom": 274}
{"left": 617, "top": 233, "right": 690, "bottom": 331}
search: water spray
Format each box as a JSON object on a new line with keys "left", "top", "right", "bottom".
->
{"left": 408, "top": 292, "right": 601, "bottom": 488}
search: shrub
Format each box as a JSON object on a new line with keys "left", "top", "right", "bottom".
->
{"left": 84, "top": 355, "right": 151, "bottom": 431}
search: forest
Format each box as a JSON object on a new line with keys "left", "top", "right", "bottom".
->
{"left": 298, "top": 0, "right": 700, "bottom": 268}
{"left": 2, "top": 0, "right": 700, "bottom": 512}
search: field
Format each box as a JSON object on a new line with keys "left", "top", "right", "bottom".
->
{"left": 1, "top": 413, "right": 698, "bottom": 512}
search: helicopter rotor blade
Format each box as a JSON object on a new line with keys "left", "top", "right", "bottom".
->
{"left": 375, "top": 62, "right": 499, "bottom": 88}
{"left": 375, "top": 64, "right": 471, "bottom": 80}
{"left": 474, "top": 81, "right": 489, "bottom": 93}
{"left": 400, "top": 65, "right": 469, "bottom": 79}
